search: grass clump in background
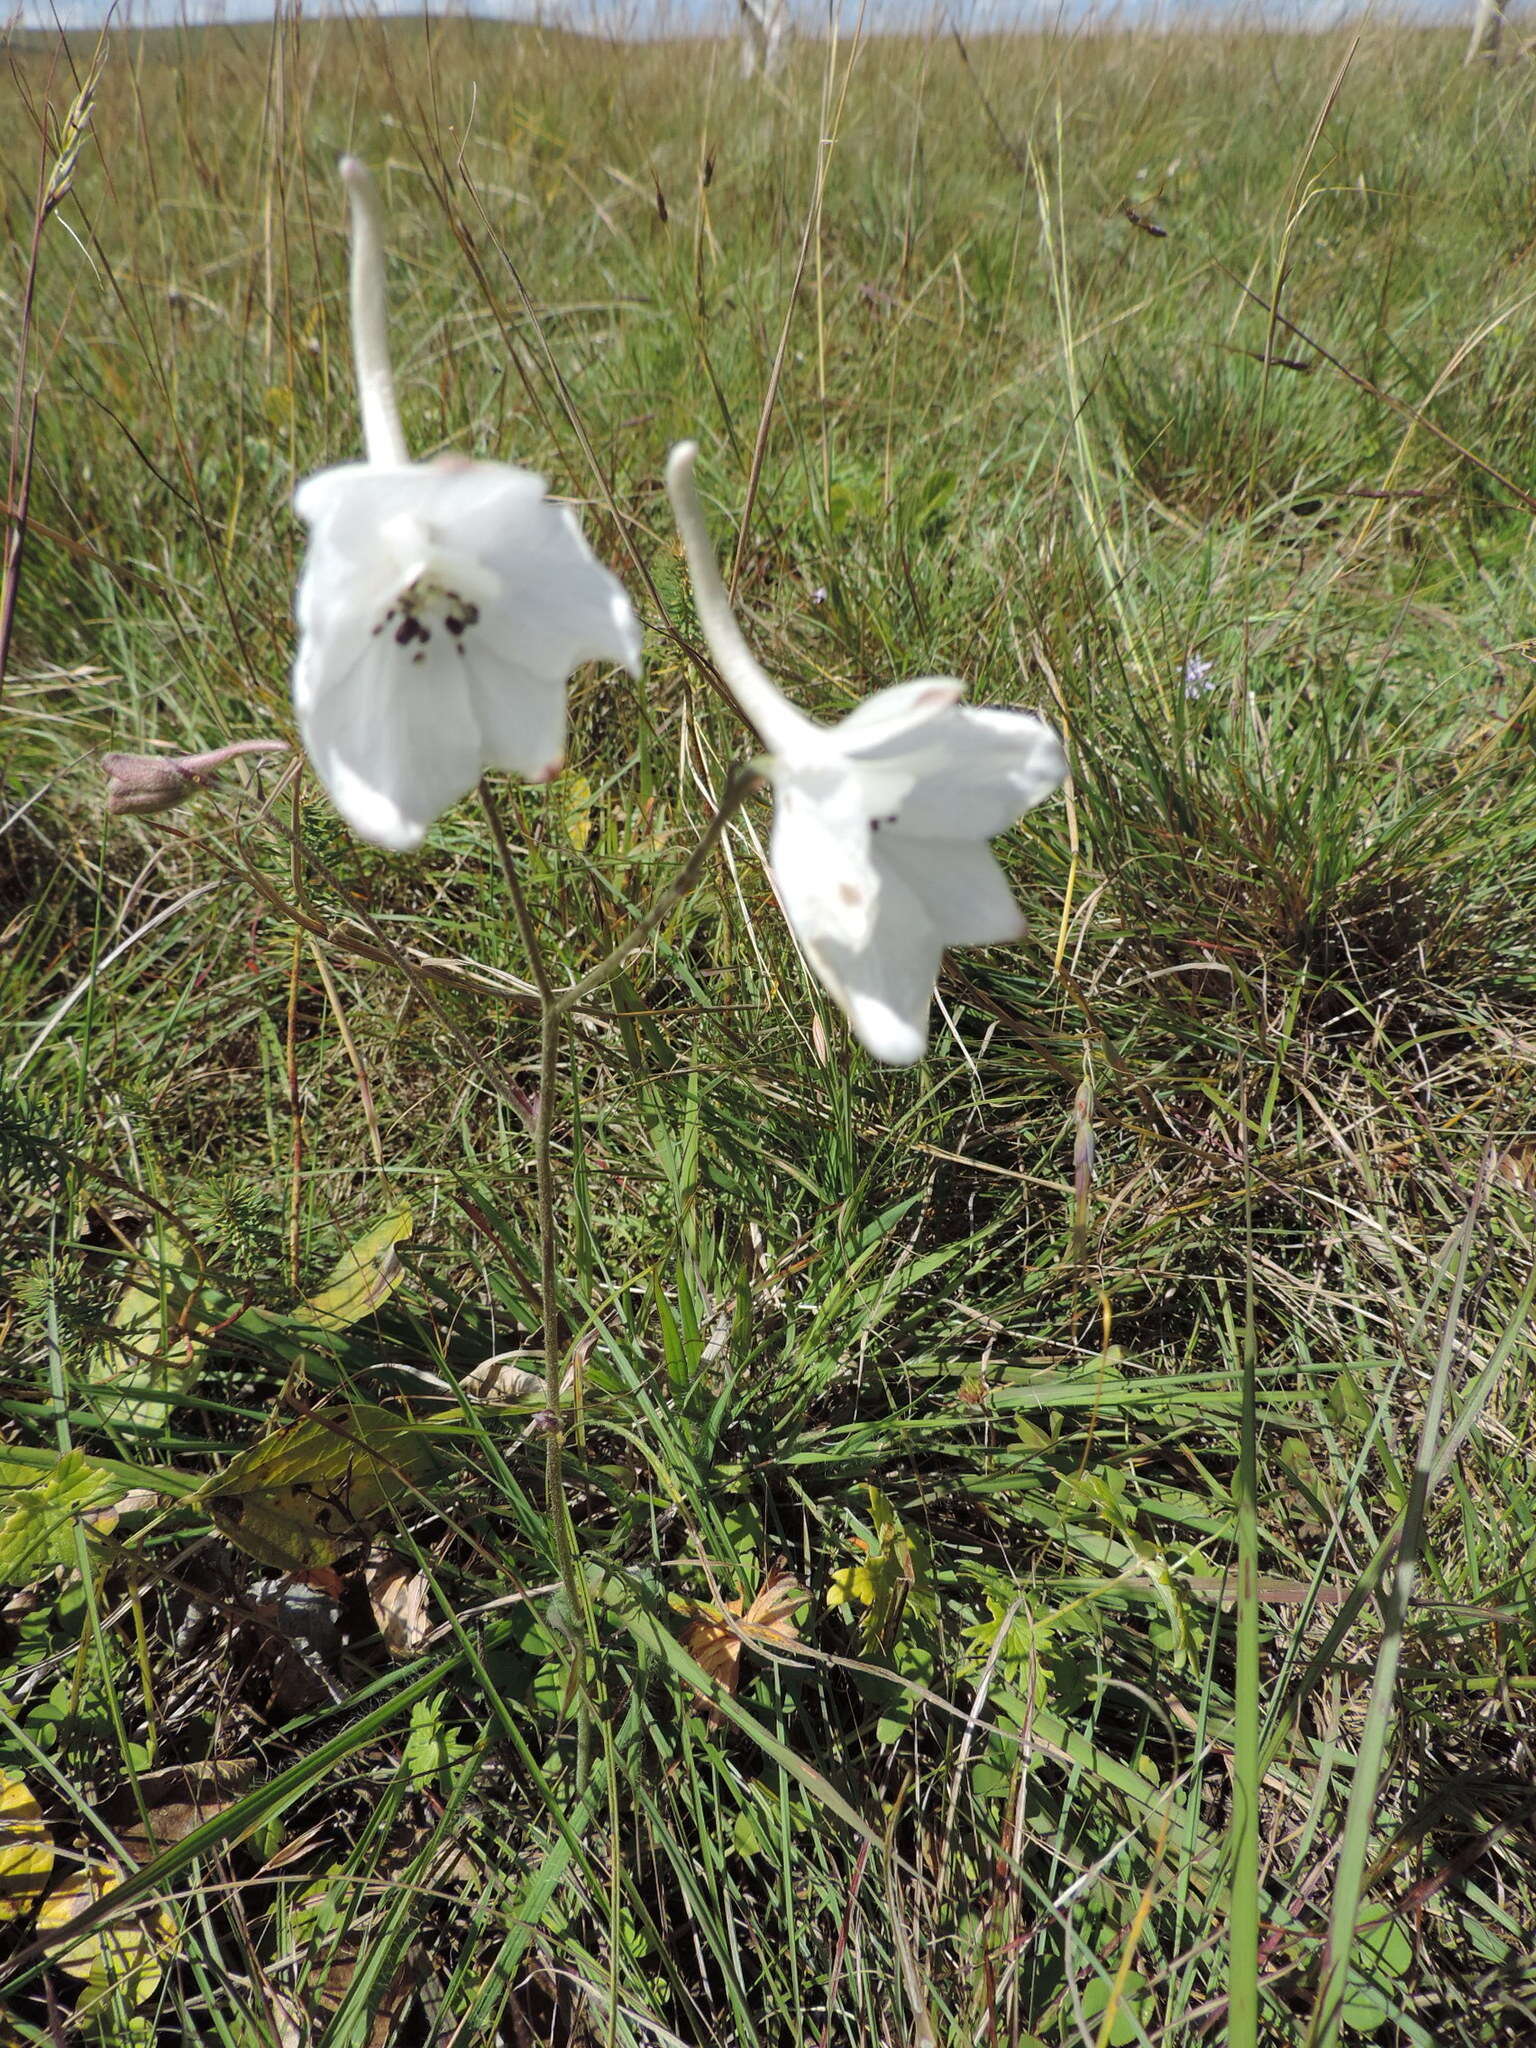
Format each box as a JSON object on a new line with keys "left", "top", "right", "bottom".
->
{"left": 4, "top": 11, "right": 1536, "bottom": 2044}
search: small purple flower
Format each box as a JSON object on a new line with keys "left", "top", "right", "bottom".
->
{"left": 1182, "top": 654, "right": 1217, "bottom": 700}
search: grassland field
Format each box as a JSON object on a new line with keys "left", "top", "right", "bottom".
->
{"left": 6, "top": 11, "right": 1536, "bottom": 2045}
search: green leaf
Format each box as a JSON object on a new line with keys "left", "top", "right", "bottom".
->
{"left": 826, "top": 1486, "right": 935, "bottom": 1654}
{"left": 90, "top": 1231, "right": 209, "bottom": 1433}
{"left": 0, "top": 1450, "right": 121, "bottom": 1585}
{"left": 403, "top": 1694, "right": 472, "bottom": 1786}
{"left": 298, "top": 1210, "right": 413, "bottom": 1332}
{"left": 731, "top": 1806, "right": 767, "bottom": 1860}
{"left": 1339, "top": 1919, "right": 1415, "bottom": 2035}
{"left": 1080, "top": 1971, "right": 1148, "bottom": 2046}
{"left": 200, "top": 1402, "right": 438, "bottom": 1570}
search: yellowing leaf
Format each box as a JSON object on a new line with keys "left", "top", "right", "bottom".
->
{"left": 263, "top": 383, "right": 295, "bottom": 427}
{"left": 36, "top": 1858, "right": 175, "bottom": 2008}
{"left": 202, "top": 1403, "right": 435, "bottom": 1571}
{"left": 92, "top": 1232, "right": 208, "bottom": 1433}
{"left": 299, "top": 1211, "right": 412, "bottom": 1332}
{"left": 826, "top": 1486, "right": 933, "bottom": 1653}
{"left": 677, "top": 1563, "right": 806, "bottom": 1724}
{"left": 0, "top": 1449, "right": 122, "bottom": 1586}
{"left": 0, "top": 1771, "right": 52, "bottom": 1920}
{"left": 563, "top": 773, "right": 594, "bottom": 852}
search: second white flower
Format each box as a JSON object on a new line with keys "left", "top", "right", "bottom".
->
{"left": 666, "top": 441, "right": 1067, "bottom": 1064}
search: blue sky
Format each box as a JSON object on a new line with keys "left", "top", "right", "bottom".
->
{"left": 5, "top": 0, "right": 1476, "bottom": 34}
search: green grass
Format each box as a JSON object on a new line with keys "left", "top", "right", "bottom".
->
{"left": 5, "top": 12, "right": 1536, "bottom": 2044}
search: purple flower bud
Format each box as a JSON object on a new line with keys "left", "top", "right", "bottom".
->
{"left": 100, "top": 739, "right": 288, "bottom": 817}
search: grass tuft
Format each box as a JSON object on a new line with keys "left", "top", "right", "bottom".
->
{"left": 4, "top": 15, "right": 1536, "bottom": 2046}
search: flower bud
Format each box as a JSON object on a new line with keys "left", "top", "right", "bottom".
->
{"left": 100, "top": 739, "right": 288, "bottom": 818}
{"left": 100, "top": 753, "right": 198, "bottom": 815}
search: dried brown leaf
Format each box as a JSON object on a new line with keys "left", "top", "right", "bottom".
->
{"left": 366, "top": 1549, "right": 431, "bottom": 1658}
{"left": 678, "top": 1563, "right": 807, "bottom": 1723}
{"left": 1496, "top": 1142, "right": 1536, "bottom": 1196}
{"left": 118, "top": 1800, "right": 235, "bottom": 1865}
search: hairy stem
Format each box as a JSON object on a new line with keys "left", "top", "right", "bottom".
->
{"left": 555, "top": 762, "right": 762, "bottom": 1018}
{"left": 479, "top": 765, "right": 760, "bottom": 1784}
{"left": 478, "top": 778, "right": 589, "bottom": 1776}
{"left": 340, "top": 157, "right": 409, "bottom": 468}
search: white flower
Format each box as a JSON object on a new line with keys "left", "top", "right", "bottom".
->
{"left": 665, "top": 442, "right": 1067, "bottom": 1065}
{"left": 291, "top": 160, "right": 641, "bottom": 852}
{"left": 293, "top": 456, "right": 640, "bottom": 850}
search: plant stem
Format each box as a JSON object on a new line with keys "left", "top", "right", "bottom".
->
{"left": 477, "top": 764, "right": 760, "bottom": 1784}
{"left": 554, "top": 762, "right": 761, "bottom": 1018}
{"left": 478, "top": 778, "right": 589, "bottom": 1774}
{"left": 1308, "top": 1177, "right": 1487, "bottom": 2047}
{"left": 1229, "top": 1083, "right": 1261, "bottom": 2048}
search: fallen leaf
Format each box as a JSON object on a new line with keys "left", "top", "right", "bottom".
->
{"left": 299, "top": 1210, "right": 413, "bottom": 1332}
{"left": 117, "top": 1799, "right": 235, "bottom": 1866}
{"left": 366, "top": 1549, "right": 431, "bottom": 1658}
{"left": 0, "top": 1770, "right": 52, "bottom": 1920}
{"left": 678, "top": 1563, "right": 807, "bottom": 1723}
{"left": 256, "top": 1986, "right": 306, "bottom": 2048}
{"left": 36, "top": 1858, "right": 176, "bottom": 2009}
{"left": 458, "top": 1350, "right": 584, "bottom": 1427}
{"left": 201, "top": 1402, "right": 437, "bottom": 1572}
{"left": 104, "top": 1758, "right": 257, "bottom": 1825}
{"left": 149, "top": 1758, "right": 257, "bottom": 1798}
{"left": 246, "top": 1576, "right": 344, "bottom": 1709}
{"left": 95, "top": 1487, "right": 160, "bottom": 1524}
{"left": 1495, "top": 1143, "right": 1536, "bottom": 1197}
{"left": 457, "top": 1353, "right": 544, "bottom": 1405}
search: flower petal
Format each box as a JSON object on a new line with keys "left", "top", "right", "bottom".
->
{"left": 479, "top": 502, "right": 643, "bottom": 684}
{"left": 292, "top": 458, "right": 643, "bottom": 845}
{"left": 767, "top": 798, "right": 941, "bottom": 1063}
{"left": 876, "top": 835, "right": 1026, "bottom": 947}
{"left": 460, "top": 645, "right": 566, "bottom": 785}
{"left": 809, "top": 867, "right": 944, "bottom": 1065}
{"left": 882, "top": 705, "right": 1067, "bottom": 839}
{"left": 834, "top": 677, "right": 965, "bottom": 756}
{"left": 294, "top": 632, "right": 483, "bottom": 851}
{"left": 770, "top": 785, "right": 880, "bottom": 953}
